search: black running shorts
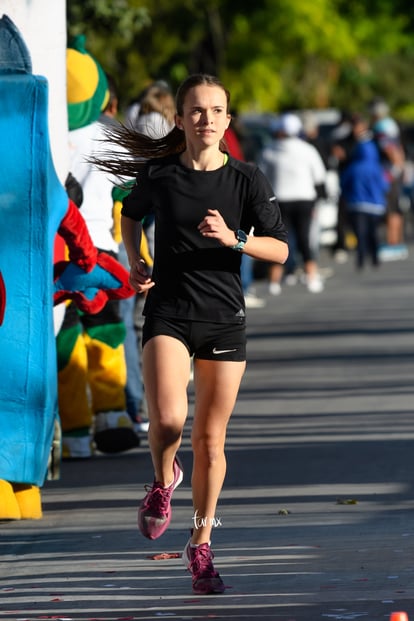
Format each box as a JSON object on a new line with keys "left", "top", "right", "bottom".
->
{"left": 142, "top": 316, "right": 246, "bottom": 361}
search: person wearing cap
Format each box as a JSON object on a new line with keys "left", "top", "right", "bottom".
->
{"left": 259, "top": 112, "right": 327, "bottom": 294}
{"left": 58, "top": 36, "right": 140, "bottom": 458}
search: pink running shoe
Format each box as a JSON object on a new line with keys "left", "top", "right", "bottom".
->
{"left": 138, "top": 456, "right": 183, "bottom": 540}
{"left": 182, "top": 537, "right": 225, "bottom": 595}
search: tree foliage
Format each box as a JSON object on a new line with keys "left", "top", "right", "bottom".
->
{"left": 67, "top": 0, "right": 414, "bottom": 119}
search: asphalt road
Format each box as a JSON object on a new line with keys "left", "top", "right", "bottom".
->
{"left": 2, "top": 244, "right": 414, "bottom": 621}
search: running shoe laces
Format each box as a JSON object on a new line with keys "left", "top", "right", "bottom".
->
{"left": 141, "top": 482, "right": 173, "bottom": 515}
{"left": 138, "top": 456, "right": 183, "bottom": 540}
{"left": 184, "top": 540, "right": 225, "bottom": 595}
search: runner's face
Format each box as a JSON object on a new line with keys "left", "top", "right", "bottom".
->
{"left": 176, "top": 84, "right": 231, "bottom": 149}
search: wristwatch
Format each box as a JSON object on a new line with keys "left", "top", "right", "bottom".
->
{"left": 230, "top": 229, "right": 248, "bottom": 252}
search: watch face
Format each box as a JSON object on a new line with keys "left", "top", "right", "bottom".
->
{"left": 237, "top": 229, "right": 248, "bottom": 243}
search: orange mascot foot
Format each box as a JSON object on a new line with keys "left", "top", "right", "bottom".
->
{"left": 12, "top": 483, "right": 43, "bottom": 519}
{"left": 0, "top": 480, "right": 21, "bottom": 519}
{"left": 0, "top": 480, "right": 43, "bottom": 520}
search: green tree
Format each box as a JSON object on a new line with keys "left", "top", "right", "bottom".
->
{"left": 67, "top": 0, "right": 414, "bottom": 118}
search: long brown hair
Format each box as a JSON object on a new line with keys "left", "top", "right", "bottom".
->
{"left": 92, "top": 74, "right": 231, "bottom": 179}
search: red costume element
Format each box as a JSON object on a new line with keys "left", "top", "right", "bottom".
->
{"left": 53, "top": 199, "right": 134, "bottom": 314}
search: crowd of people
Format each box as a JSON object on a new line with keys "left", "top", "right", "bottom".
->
{"left": 329, "top": 98, "right": 407, "bottom": 266}
{"left": 237, "top": 97, "right": 409, "bottom": 307}
{"left": 59, "top": 35, "right": 411, "bottom": 596}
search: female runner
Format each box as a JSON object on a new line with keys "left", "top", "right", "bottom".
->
{"left": 97, "top": 73, "right": 288, "bottom": 594}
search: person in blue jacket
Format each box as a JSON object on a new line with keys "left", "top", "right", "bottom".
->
{"left": 340, "top": 115, "right": 390, "bottom": 269}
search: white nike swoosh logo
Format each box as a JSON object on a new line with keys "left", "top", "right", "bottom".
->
{"left": 212, "top": 347, "right": 237, "bottom": 355}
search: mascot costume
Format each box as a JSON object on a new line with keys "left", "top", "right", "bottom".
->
{"left": 57, "top": 35, "right": 141, "bottom": 459}
{"left": 0, "top": 6, "right": 136, "bottom": 520}
{"left": 0, "top": 13, "right": 67, "bottom": 520}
